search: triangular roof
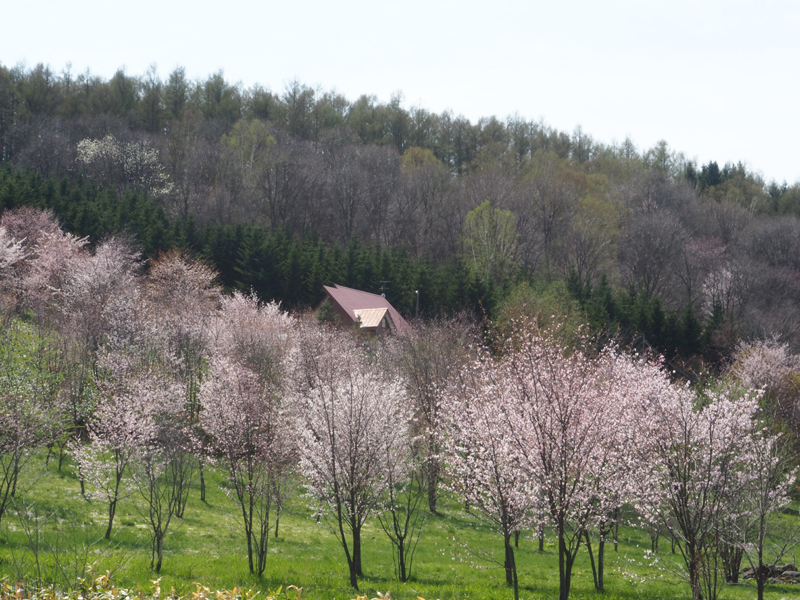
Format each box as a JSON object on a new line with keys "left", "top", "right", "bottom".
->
{"left": 322, "top": 284, "right": 409, "bottom": 334}
{"left": 354, "top": 308, "right": 392, "bottom": 329}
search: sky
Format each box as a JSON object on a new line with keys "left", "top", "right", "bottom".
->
{"left": 3, "top": 0, "right": 799, "bottom": 183}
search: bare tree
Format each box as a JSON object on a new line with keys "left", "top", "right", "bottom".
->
{"left": 253, "top": 127, "right": 322, "bottom": 235}
{"left": 618, "top": 211, "right": 687, "bottom": 302}
{"left": 322, "top": 137, "right": 365, "bottom": 242}
{"left": 391, "top": 148, "right": 452, "bottom": 255}
{"left": 518, "top": 152, "right": 580, "bottom": 275}
{"left": 360, "top": 144, "right": 401, "bottom": 246}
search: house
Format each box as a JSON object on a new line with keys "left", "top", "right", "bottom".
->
{"left": 320, "top": 284, "right": 409, "bottom": 334}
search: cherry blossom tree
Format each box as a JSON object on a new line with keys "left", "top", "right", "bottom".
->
{"left": 56, "top": 236, "right": 142, "bottom": 494}
{"left": 294, "top": 325, "right": 410, "bottom": 590}
{"left": 729, "top": 428, "right": 798, "bottom": 600}
{"left": 143, "top": 250, "right": 220, "bottom": 505}
{"left": 0, "top": 207, "right": 63, "bottom": 306}
{"left": 200, "top": 292, "right": 295, "bottom": 578}
{"left": 499, "top": 323, "right": 642, "bottom": 600}
{"left": 725, "top": 342, "right": 800, "bottom": 599}
{"left": 0, "top": 224, "right": 26, "bottom": 312}
{"left": 730, "top": 339, "right": 800, "bottom": 436}
{"left": 77, "top": 134, "right": 173, "bottom": 199}
{"left": 633, "top": 380, "right": 763, "bottom": 600}
{"left": 19, "top": 228, "right": 88, "bottom": 320}
{"left": 119, "top": 355, "right": 189, "bottom": 573}
{"left": 576, "top": 348, "right": 651, "bottom": 593}
{"left": 0, "top": 207, "right": 62, "bottom": 251}
{"left": 130, "top": 400, "right": 194, "bottom": 574}
{"left": 58, "top": 236, "right": 142, "bottom": 353}
{"left": 440, "top": 352, "right": 533, "bottom": 600}
{"left": 72, "top": 351, "right": 158, "bottom": 539}
{"left": 0, "top": 225, "right": 25, "bottom": 276}
{"left": 201, "top": 358, "right": 294, "bottom": 577}
{"left": 376, "top": 435, "right": 427, "bottom": 583}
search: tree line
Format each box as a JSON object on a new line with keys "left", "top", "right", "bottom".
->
{"left": 0, "top": 167, "right": 495, "bottom": 316}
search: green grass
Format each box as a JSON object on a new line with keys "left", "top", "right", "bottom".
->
{"left": 1, "top": 454, "right": 798, "bottom": 600}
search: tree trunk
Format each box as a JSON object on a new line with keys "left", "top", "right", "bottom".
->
{"left": 245, "top": 513, "right": 254, "bottom": 574}
{"left": 154, "top": 534, "right": 164, "bottom": 573}
{"left": 756, "top": 572, "right": 766, "bottom": 600}
{"left": 651, "top": 529, "right": 659, "bottom": 552}
{"left": 274, "top": 478, "right": 282, "bottom": 538}
{"left": 756, "top": 546, "right": 767, "bottom": 600}
{"left": 720, "top": 542, "right": 742, "bottom": 584}
{"left": 688, "top": 547, "right": 702, "bottom": 600}
{"left": 503, "top": 533, "right": 520, "bottom": 600}
{"left": 348, "top": 559, "right": 359, "bottom": 590}
{"left": 427, "top": 454, "right": 439, "bottom": 513}
{"left": 558, "top": 529, "right": 573, "bottom": 600}
{"left": 398, "top": 536, "right": 407, "bottom": 582}
{"left": 335, "top": 497, "right": 357, "bottom": 589}
{"left": 514, "top": 529, "right": 520, "bottom": 548}
{"left": 10, "top": 462, "right": 19, "bottom": 497}
{"left": 256, "top": 526, "right": 268, "bottom": 578}
{"left": 539, "top": 526, "right": 544, "bottom": 551}
{"left": 585, "top": 531, "right": 599, "bottom": 591}
{"left": 353, "top": 525, "right": 363, "bottom": 577}
{"left": 247, "top": 531, "right": 256, "bottom": 573}
{"left": 105, "top": 499, "right": 117, "bottom": 540}
{"left": 105, "top": 474, "right": 123, "bottom": 539}
{"left": 504, "top": 533, "right": 514, "bottom": 585}
{"left": 199, "top": 462, "right": 206, "bottom": 502}
{"left": 598, "top": 534, "right": 605, "bottom": 592}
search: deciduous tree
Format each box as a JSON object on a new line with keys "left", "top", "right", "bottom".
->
{"left": 0, "top": 321, "right": 64, "bottom": 527}
{"left": 634, "top": 380, "right": 763, "bottom": 600}
{"left": 500, "top": 323, "right": 641, "bottom": 600}
{"left": 200, "top": 292, "right": 295, "bottom": 577}
{"left": 441, "top": 351, "right": 532, "bottom": 600}
{"left": 294, "top": 326, "right": 409, "bottom": 590}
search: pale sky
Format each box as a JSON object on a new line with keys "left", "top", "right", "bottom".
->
{"left": 3, "top": 0, "right": 799, "bottom": 184}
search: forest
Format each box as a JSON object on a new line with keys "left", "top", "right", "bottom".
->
{"left": 2, "top": 62, "right": 800, "bottom": 366}
{"left": 1, "top": 63, "right": 800, "bottom": 600}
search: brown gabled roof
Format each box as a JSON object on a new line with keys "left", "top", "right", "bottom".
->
{"left": 322, "top": 284, "right": 410, "bottom": 334}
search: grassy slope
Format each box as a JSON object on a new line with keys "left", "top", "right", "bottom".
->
{"left": 1, "top": 454, "right": 797, "bottom": 600}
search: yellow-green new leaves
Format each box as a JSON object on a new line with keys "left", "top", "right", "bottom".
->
{"left": 462, "top": 200, "right": 519, "bottom": 287}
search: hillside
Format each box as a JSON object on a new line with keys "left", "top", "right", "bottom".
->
{"left": 3, "top": 64, "right": 800, "bottom": 367}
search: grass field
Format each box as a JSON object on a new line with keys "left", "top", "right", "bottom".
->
{"left": 1, "top": 454, "right": 798, "bottom": 600}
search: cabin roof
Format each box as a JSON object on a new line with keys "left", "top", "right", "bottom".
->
{"left": 322, "top": 284, "right": 409, "bottom": 334}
